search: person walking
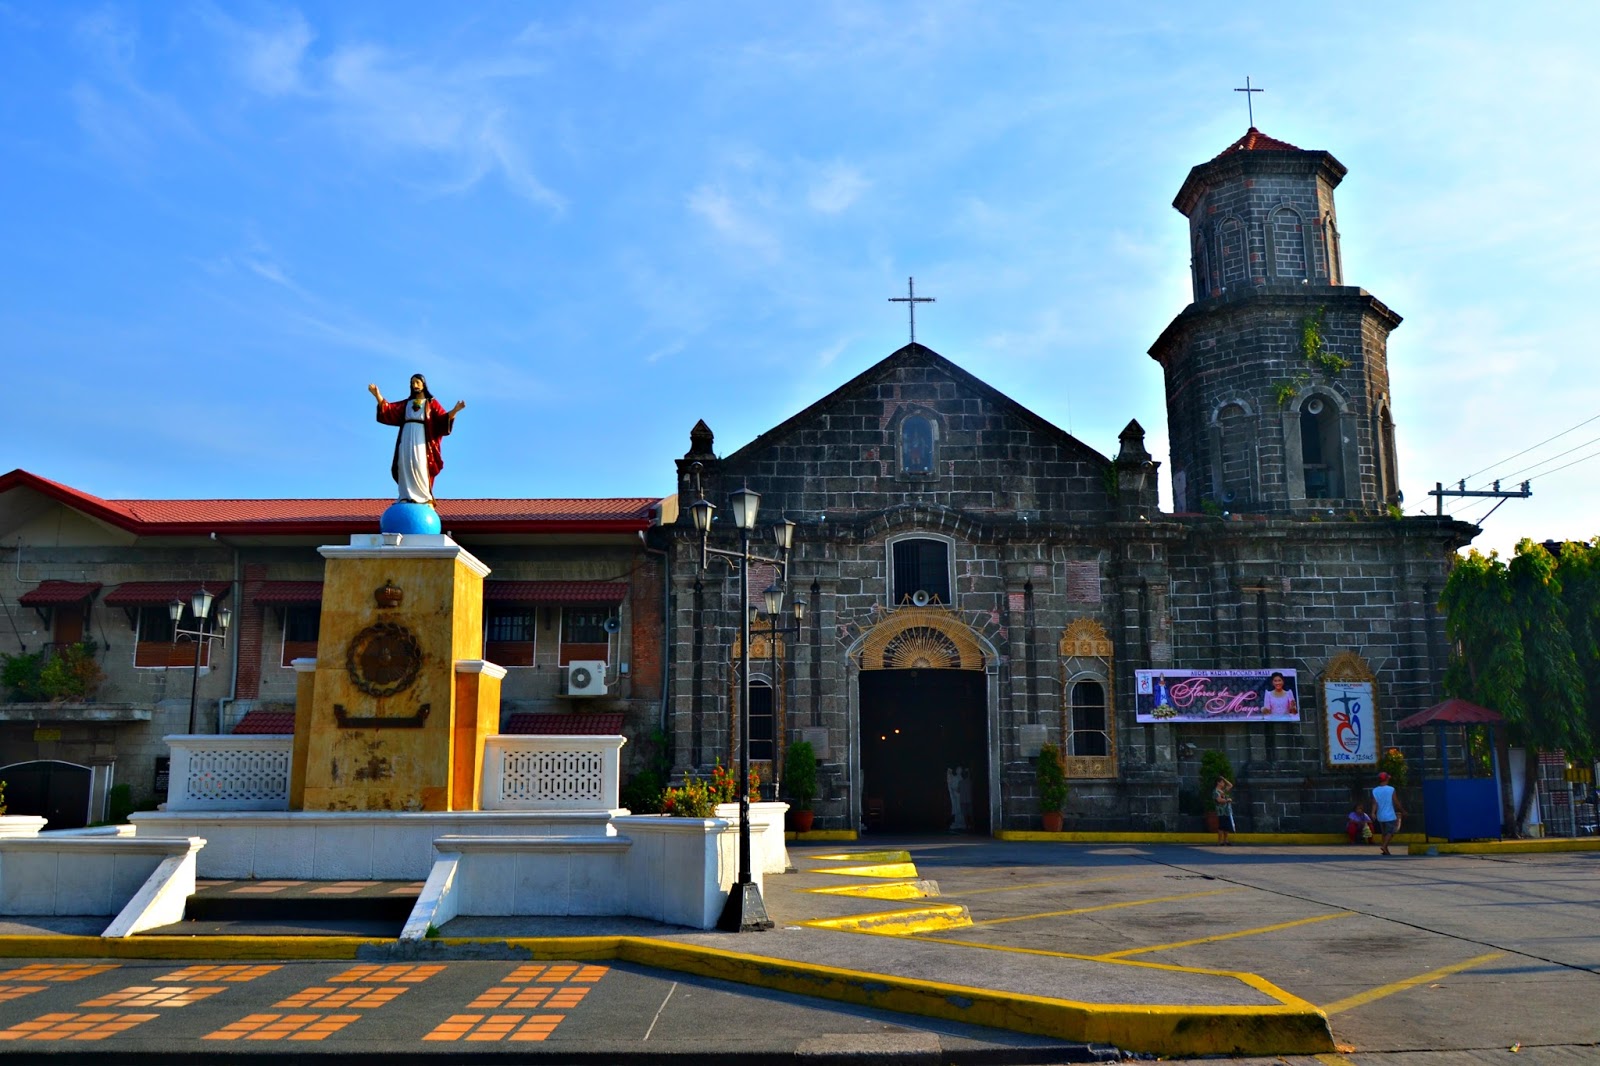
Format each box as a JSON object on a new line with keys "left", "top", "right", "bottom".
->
{"left": 1371, "top": 771, "right": 1405, "bottom": 855}
{"left": 1214, "top": 775, "right": 1235, "bottom": 846}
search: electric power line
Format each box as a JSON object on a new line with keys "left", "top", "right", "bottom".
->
{"left": 1483, "top": 431, "right": 1600, "bottom": 487}
{"left": 1459, "top": 411, "right": 1600, "bottom": 486}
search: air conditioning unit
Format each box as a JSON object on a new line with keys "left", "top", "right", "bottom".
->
{"left": 565, "top": 660, "right": 608, "bottom": 697}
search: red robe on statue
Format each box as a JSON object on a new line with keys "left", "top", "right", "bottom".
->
{"left": 376, "top": 398, "right": 455, "bottom": 493}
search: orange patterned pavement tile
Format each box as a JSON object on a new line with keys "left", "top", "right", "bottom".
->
{"left": 503, "top": 963, "right": 608, "bottom": 984}
{"left": 203, "top": 1012, "right": 361, "bottom": 1041}
{"left": 0, "top": 986, "right": 48, "bottom": 1004}
{"left": 328, "top": 963, "right": 443, "bottom": 984}
{"left": 159, "top": 964, "right": 281, "bottom": 983}
{"left": 1, "top": 964, "right": 118, "bottom": 982}
{"left": 0, "top": 1012, "right": 159, "bottom": 1041}
{"left": 470, "top": 985, "right": 590, "bottom": 1010}
{"left": 422, "top": 1012, "right": 564, "bottom": 1042}
{"left": 80, "top": 985, "right": 226, "bottom": 1008}
{"left": 274, "top": 985, "right": 408, "bottom": 1009}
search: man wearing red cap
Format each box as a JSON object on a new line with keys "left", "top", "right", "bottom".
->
{"left": 1370, "top": 771, "right": 1405, "bottom": 856}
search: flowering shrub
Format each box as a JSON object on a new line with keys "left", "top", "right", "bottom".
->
{"left": 661, "top": 773, "right": 715, "bottom": 818}
{"left": 1378, "top": 747, "right": 1409, "bottom": 788}
{"left": 709, "top": 760, "right": 761, "bottom": 803}
{"left": 662, "top": 761, "right": 761, "bottom": 817}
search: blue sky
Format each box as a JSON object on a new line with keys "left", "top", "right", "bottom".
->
{"left": 3, "top": 3, "right": 1597, "bottom": 554}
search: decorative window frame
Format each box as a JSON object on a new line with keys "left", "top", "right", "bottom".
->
{"left": 1058, "top": 619, "right": 1117, "bottom": 779}
{"left": 885, "top": 531, "right": 955, "bottom": 609}
{"left": 888, "top": 405, "right": 943, "bottom": 483}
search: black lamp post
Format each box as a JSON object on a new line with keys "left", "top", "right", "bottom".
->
{"left": 170, "top": 586, "right": 230, "bottom": 734}
{"left": 689, "top": 486, "right": 796, "bottom": 933}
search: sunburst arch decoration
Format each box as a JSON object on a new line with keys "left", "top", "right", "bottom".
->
{"left": 858, "top": 606, "right": 984, "bottom": 671}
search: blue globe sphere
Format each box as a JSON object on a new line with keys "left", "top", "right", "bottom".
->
{"left": 380, "top": 501, "right": 443, "bottom": 535}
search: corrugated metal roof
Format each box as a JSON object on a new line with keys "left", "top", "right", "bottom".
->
{"left": 18, "top": 580, "right": 102, "bottom": 607}
{"left": 485, "top": 581, "right": 628, "bottom": 605}
{"left": 254, "top": 581, "right": 324, "bottom": 606}
{"left": 502, "top": 713, "right": 625, "bottom": 736}
{"left": 104, "top": 581, "right": 229, "bottom": 607}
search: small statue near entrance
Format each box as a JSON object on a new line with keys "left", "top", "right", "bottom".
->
{"left": 947, "top": 766, "right": 970, "bottom": 832}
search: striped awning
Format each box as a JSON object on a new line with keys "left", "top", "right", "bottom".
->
{"left": 18, "top": 581, "right": 101, "bottom": 607}
{"left": 484, "top": 581, "right": 627, "bottom": 605}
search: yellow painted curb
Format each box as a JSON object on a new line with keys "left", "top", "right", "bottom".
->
{"left": 0, "top": 932, "right": 1334, "bottom": 1056}
{"left": 810, "top": 862, "right": 919, "bottom": 879}
{"left": 805, "top": 881, "right": 934, "bottom": 901}
{"left": 808, "top": 850, "right": 912, "bottom": 862}
{"left": 1407, "top": 837, "right": 1600, "bottom": 855}
{"left": 804, "top": 903, "right": 971, "bottom": 935}
{"left": 603, "top": 937, "right": 1333, "bottom": 1058}
{"left": 784, "top": 829, "right": 859, "bottom": 841}
{"left": 0, "top": 935, "right": 384, "bottom": 960}
{"left": 997, "top": 831, "right": 1426, "bottom": 845}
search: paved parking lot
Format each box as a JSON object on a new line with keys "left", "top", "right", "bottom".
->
{"left": 789, "top": 839, "right": 1600, "bottom": 1063}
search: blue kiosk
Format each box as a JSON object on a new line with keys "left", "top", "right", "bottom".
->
{"left": 1399, "top": 698, "right": 1505, "bottom": 842}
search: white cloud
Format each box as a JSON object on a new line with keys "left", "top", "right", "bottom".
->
{"left": 687, "top": 184, "right": 780, "bottom": 260}
{"left": 808, "top": 163, "right": 867, "bottom": 214}
{"left": 237, "top": 11, "right": 314, "bottom": 96}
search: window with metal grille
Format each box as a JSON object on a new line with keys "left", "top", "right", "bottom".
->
{"left": 559, "top": 606, "right": 612, "bottom": 666}
{"left": 1069, "top": 679, "right": 1109, "bottom": 757}
{"left": 749, "top": 680, "right": 775, "bottom": 762}
{"left": 892, "top": 538, "right": 951, "bottom": 606}
{"left": 281, "top": 606, "right": 320, "bottom": 667}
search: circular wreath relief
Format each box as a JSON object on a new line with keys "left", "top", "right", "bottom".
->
{"left": 345, "top": 622, "right": 423, "bottom": 698}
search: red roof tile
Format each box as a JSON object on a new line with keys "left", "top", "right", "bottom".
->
{"left": 1215, "top": 127, "right": 1302, "bottom": 158}
{"left": 503, "top": 713, "right": 625, "bottom": 736}
{"left": 233, "top": 709, "right": 296, "bottom": 735}
{"left": 254, "top": 581, "right": 324, "bottom": 606}
{"left": 104, "top": 581, "right": 229, "bottom": 607}
{"left": 19, "top": 580, "right": 102, "bottom": 607}
{"left": 0, "top": 470, "right": 659, "bottom": 537}
{"left": 485, "top": 581, "right": 628, "bottom": 605}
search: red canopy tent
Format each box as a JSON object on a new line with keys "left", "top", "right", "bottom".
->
{"left": 1399, "top": 698, "right": 1504, "bottom": 842}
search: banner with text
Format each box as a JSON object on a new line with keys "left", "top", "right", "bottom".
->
{"left": 1135, "top": 669, "right": 1301, "bottom": 723}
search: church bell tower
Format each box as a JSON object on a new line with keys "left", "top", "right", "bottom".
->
{"left": 1148, "top": 128, "right": 1403, "bottom": 515}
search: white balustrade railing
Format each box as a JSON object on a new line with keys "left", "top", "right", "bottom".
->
{"left": 165, "top": 735, "right": 292, "bottom": 811}
{"left": 481, "top": 735, "right": 626, "bottom": 811}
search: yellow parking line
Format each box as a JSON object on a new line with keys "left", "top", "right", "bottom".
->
{"left": 1321, "top": 952, "right": 1504, "bottom": 1016}
{"left": 968, "top": 887, "right": 1244, "bottom": 927}
{"left": 940, "top": 872, "right": 1157, "bottom": 897}
{"left": 1316, "top": 1054, "right": 1358, "bottom": 1066}
{"left": 1096, "top": 912, "right": 1354, "bottom": 959}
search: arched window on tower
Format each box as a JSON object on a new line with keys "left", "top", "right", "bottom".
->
{"left": 1267, "top": 206, "right": 1308, "bottom": 280}
{"left": 1215, "top": 401, "right": 1254, "bottom": 508}
{"left": 1217, "top": 217, "right": 1246, "bottom": 292}
{"left": 1300, "top": 395, "right": 1345, "bottom": 499}
{"left": 1377, "top": 404, "right": 1399, "bottom": 503}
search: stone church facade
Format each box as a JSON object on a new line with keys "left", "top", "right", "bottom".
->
{"left": 656, "top": 128, "right": 1477, "bottom": 833}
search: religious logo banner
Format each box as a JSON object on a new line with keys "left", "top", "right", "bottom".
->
{"left": 1134, "top": 668, "right": 1301, "bottom": 723}
{"left": 1320, "top": 651, "right": 1380, "bottom": 769}
{"left": 1323, "top": 680, "right": 1378, "bottom": 767}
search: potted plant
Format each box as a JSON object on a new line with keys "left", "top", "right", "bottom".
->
{"left": 1037, "top": 742, "right": 1069, "bottom": 832}
{"left": 1199, "top": 749, "right": 1235, "bottom": 833}
{"left": 785, "top": 740, "right": 818, "bottom": 833}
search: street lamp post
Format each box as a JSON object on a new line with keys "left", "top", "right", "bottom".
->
{"left": 170, "top": 586, "right": 231, "bottom": 734}
{"left": 689, "top": 485, "right": 796, "bottom": 933}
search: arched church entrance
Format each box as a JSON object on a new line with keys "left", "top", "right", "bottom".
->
{"left": 857, "top": 609, "right": 988, "bottom": 834}
{"left": 0, "top": 759, "right": 92, "bottom": 830}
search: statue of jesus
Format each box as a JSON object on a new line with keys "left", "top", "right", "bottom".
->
{"left": 368, "top": 375, "right": 465, "bottom": 504}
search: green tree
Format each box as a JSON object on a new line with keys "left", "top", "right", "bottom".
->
{"left": 1441, "top": 539, "right": 1595, "bottom": 833}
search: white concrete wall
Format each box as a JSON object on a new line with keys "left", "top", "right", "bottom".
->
{"left": 714, "top": 801, "right": 790, "bottom": 875}
{"left": 481, "top": 735, "right": 626, "bottom": 811}
{"left": 0, "top": 836, "right": 201, "bottom": 918}
{"left": 165, "top": 735, "right": 292, "bottom": 811}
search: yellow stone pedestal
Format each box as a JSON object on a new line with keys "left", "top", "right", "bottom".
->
{"left": 289, "top": 532, "right": 503, "bottom": 812}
